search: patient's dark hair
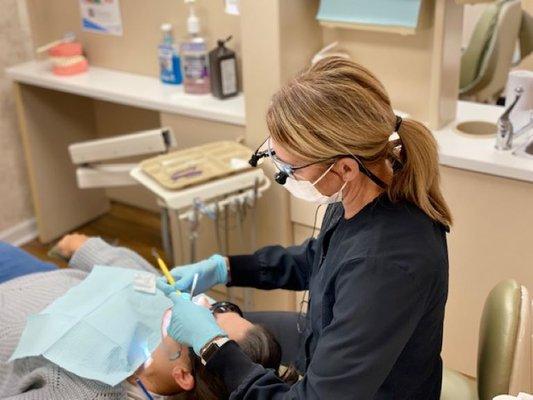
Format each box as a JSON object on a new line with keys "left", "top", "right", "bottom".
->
{"left": 187, "top": 324, "right": 281, "bottom": 400}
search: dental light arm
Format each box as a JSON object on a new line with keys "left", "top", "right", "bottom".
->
{"left": 68, "top": 127, "right": 177, "bottom": 189}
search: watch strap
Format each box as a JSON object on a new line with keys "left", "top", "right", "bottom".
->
{"left": 200, "top": 335, "right": 230, "bottom": 365}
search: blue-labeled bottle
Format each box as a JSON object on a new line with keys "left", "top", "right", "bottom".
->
{"left": 159, "top": 23, "right": 182, "bottom": 85}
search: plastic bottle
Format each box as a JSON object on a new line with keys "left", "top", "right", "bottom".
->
{"left": 181, "top": 0, "right": 210, "bottom": 94}
{"left": 158, "top": 23, "right": 182, "bottom": 85}
{"left": 209, "top": 36, "right": 238, "bottom": 99}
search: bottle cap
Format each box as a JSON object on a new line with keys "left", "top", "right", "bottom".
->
{"left": 217, "top": 35, "right": 233, "bottom": 48}
{"left": 161, "top": 23, "right": 172, "bottom": 32}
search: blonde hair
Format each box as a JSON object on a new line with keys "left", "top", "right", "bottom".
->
{"left": 266, "top": 56, "right": 452, "bottom": 226}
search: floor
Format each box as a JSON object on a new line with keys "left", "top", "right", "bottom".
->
{"left": 22, "top": 202, "right": 164, "bottom": 268}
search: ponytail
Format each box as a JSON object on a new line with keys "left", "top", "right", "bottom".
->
{"left": 389, "top": 118, "right": 452, "bottom": 227}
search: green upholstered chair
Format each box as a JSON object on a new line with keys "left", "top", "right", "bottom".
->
{"left": 441, "top": 279, "right": 532, "bottom": 400}
{"left": 460, "top": 0, "right": 522, "bottom": 103}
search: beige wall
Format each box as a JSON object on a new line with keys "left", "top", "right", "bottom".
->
{"left": 321, "top": 0, "right": 462, "bottom": 127}
{"left": 0, "top": 0, "right": 34, "bottom": 231}
{"left": 25, "top": 0, "right": 242, "bottom": 81}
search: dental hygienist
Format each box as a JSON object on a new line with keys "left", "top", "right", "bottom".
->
{"left": 157, "top": 57, "right": 451, "bottom": 399}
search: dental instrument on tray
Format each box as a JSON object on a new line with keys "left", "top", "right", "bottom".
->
{"left": 171, "top": 165, "right": 203, "bottom": 181}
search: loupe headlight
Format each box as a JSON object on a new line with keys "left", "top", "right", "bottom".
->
{"left": 248, "top": 151, "right": 268, "bottom": 167}
{"left": 249, "top": 137, "right": 311, "bottom": 185}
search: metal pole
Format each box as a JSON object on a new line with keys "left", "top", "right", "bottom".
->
{"left": 189, "top": 204, "right": 200, "bottom": 263}
{"left": 160, "top": 207, "right": 174, "bottom": 263}
{"left": 243, "top": 178, "right": 260, "bottom": 311}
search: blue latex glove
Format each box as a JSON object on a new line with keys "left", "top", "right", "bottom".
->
{"left": 156, "top": 254, "right": 228, "bottom": 296}
{"left": 166, "top": 291, "right": 227, "bottom": 355}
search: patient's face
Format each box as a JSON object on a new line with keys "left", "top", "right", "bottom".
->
{"left": 139, "top": 300, "right": 254, "bottom": 394}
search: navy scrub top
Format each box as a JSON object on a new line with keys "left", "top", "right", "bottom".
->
{"left": 207, "top": 194, "right": 449, "bottom": 399}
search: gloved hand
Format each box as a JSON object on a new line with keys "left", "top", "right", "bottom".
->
{"left": 166, "top": 291, "right": 227, "bottom": 355}
{"left": 156, "top": 254, "right": 228, "bottom": 296}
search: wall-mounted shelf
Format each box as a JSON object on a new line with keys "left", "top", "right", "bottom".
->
{"left": 6, "top": 60, "right": 246, "bottom": 126}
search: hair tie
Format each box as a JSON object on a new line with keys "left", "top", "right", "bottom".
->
{"left": 394, "top": 115, "right": 403, "bottom": 132}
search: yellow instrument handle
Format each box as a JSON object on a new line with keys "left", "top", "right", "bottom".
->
{"left": 155, "top": 256, "right": 181, "bottom": 295}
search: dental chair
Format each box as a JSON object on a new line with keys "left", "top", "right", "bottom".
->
{"left": 460, "top": 0, "right": 522, "bottom": 103}
{"left": 441, "top": 279, "right": 532, "bottom": 400}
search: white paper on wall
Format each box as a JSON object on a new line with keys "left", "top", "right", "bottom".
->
{"left": 79, "top": 0, "right": 123, "bottom": 36}
{"left": 225, "top": 0, "right": 240, "bottom": 15}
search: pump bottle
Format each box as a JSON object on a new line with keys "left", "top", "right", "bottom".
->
{"left": 181, "top": 0, "right": 210, "bottom": 94}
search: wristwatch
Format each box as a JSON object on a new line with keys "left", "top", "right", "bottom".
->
{"left": 200, "top": 335, "right": 230, "bottom": 365}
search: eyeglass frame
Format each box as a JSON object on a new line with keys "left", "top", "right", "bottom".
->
{"left": 250, "top": 137, "right": 334, "bottom": 179}
{"left": 249, "top": 136, "right": 387, "bottom": 188}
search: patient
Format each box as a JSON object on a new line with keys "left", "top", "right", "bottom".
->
{"left": 124, "top": 303, "right": 280, "bottom": 400}
{"left": 0, "top": 235, "right": 281, "bottom": 400}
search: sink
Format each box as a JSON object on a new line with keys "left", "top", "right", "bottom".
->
{"left": 454, "top": 121, "right": 497, "bottom": 137}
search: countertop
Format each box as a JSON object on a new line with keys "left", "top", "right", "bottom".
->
{"left": 434, "top": 101, "right": 533, "bottom": 183}
{"left": 5, "top": 60, "right": 245, "bottom": 126}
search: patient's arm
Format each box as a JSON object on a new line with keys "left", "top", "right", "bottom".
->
{"left": 67, "top": 235, "right": 159, "bottom": 275}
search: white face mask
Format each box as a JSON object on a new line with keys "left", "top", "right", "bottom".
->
{"left": 283, "top": 163, "right": 347, "bottom": 204}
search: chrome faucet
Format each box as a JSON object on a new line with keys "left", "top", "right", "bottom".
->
{"left": 495, "top": 86, "right": 533, "bottom": 150}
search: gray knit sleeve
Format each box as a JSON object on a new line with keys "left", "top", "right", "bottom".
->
{"left": 68, "top": 237, "right": 160, "bottom": 275}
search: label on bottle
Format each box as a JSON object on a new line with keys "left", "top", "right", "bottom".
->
{"left": 159, "top": 45, "right": 180, "bottom": 83}
{"left": 220, "top": 58, "right": 237, "bottom": 96}
{"left": 183, "top": 54, "right": 209, "bottom": 81}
